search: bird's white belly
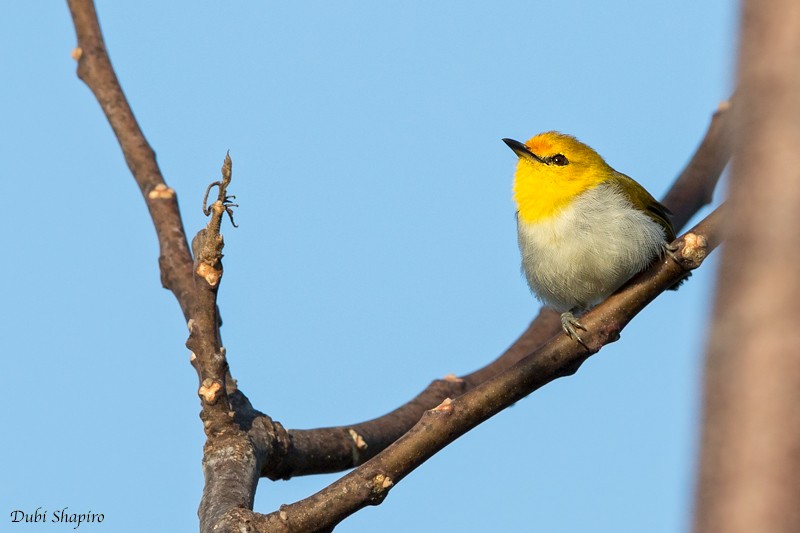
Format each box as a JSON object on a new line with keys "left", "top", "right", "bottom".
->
{"left": 517, "top": 182, "right": 666, "bottom": 312}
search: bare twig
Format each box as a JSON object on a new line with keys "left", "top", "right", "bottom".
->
{"left": 203, "top": 152, "right": 239, "bottom": 227}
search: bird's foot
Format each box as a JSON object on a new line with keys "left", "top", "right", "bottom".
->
{"left": 663, "top": 241, "right": 681, "bottom": 263}
{"left": 561, "top": 310, "right": 588, "bottom": 348}
{"left": 662, "top": 241, "right": 692, "bottom": 290}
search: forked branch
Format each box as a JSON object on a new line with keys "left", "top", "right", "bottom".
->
{"left": 66, "top": 1, "right": 732, "bottom": 531}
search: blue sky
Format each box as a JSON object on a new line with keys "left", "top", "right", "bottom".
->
{"left": 4, "top": 2, "right": 735, "bottom": 531}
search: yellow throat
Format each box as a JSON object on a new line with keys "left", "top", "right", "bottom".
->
{"left": 507, "top": 132, "right": 614, "bottom": 224}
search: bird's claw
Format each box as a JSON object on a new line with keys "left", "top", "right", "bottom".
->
{"left": 663, "top": 241, "right": 692, "bottom": 289}
{"left": 663, "top": 241, "right": 681, "bottom": 264}
{"left": 561, "top": 311, "right": 588, "bottom": 348}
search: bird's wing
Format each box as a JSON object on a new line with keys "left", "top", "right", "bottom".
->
{"left": 613, "top": 172, "right": 676, "bottom": 241}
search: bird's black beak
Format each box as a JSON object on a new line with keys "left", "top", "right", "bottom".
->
{"left": 502, "top": 138, "right": 545, "bottom": 164}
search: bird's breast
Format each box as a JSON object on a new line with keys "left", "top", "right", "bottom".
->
{"left": 517, "top": 181, "right": 667, "bottom": 311}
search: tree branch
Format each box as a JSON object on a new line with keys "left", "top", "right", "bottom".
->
{"left": 66, "top": 3, "right": 245, "bottom": 529}
{"left": 263, "top": 100, "right": 733, "bottom": 480}
{"left": 67, "top": 0, "right": 195, "bottom": 317}
{"left": 187, "top": 156, "right": 265, "bottom": 532}
{"left": 662, "top": 100, "right": 733, "bottom": 231}
{"left": 240, "top": 207, "right": 724, "bottom": 532}
{"left": 65, "top": 1, "right": 733, "bottom": 530}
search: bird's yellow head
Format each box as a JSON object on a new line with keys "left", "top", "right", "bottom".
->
{"left": 504, "top": 132, "right": 614, "bottom": 223}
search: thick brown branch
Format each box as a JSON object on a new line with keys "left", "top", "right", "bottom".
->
{"left": 65, "top": 3, "right": 251, "bottom": 530}
{"left": 199, "top": 392, "right": 286, "bottom": 533}
{"left": 261, "top": 102, "right": 733, "bottom": 480}
{"left": 67, "top": 0, "right": 243, "bottom": 429}
{"left": 262, "top": 310, "right": 559, "bottom": 480}
{"left": 67, "top": 0, "right": 195, "bottom": 317}
{"left": 65, "top": 2, "right": 734, "bottom": 529}
{"left": 245, "top": 208, "right": 723, "bottom": 532}
{"left": 187, "top": 156, "right": 250, "bottom": 531}
{"left": 66, "top": 2, "right": 265, "bottom": 531}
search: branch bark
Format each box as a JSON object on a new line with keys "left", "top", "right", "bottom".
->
{"left": 267, "top": 100, "right": 733, "bottom": 480}
{"left": 66, "top": 1, "right": 734, "bottom": 531}
{"left": 67, "top": 2, "right": 246, "bottom": 529}
{"left": 693, "top": 2, "right": 800, "bottom": 532}
{"left": 66, "top": 0, "right": 195, "bottom": 317}
{"left": 239, "top": 207, "right": 725, "bottom": 532}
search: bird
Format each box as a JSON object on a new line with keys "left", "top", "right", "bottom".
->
{"left": 503, "top": 131, "right": 676, "bottom": 344}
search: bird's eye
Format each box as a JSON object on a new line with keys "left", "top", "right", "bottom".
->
{"left": 551, "top": 154, "right": 569, "bottom": 166}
